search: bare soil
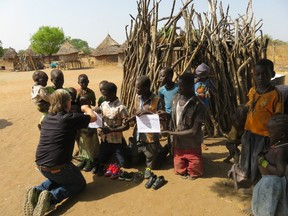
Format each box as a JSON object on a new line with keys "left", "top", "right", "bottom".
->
{"left": 0, "top": 65, "right": 251, "bottom": 216}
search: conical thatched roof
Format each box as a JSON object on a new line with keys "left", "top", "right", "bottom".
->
{"left": 92, "top": 34, "right": 120, "bottom": 57}
{"left": 2, "top": 48, "right": 17, "bottom": 60}
{"left": 25, "top": 46, "right": 40, "bottom": 57}
{"left": 56, "top": 41, "right": 79, "bottom": 56}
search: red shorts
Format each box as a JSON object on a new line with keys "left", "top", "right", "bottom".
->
{"left": 174, "top": 148, "right": 203, "bottom": 177}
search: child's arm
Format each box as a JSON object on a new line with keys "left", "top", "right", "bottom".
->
{"left": 162, "top": 121, "right": 202, "bottom": 137}
{"left": 39, "top": 87, "right": 50, "bottom": 102}
{"left": 258, "top": 148, "right": 287, "bottom": 177}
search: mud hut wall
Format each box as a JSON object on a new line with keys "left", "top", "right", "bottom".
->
{"left": 94, "top": 55, "right": 118, "bottom": 63}
{"left": 59, "top": 53, "right": 79, "bottom": 62}
{"left": 118, "top": 53, "right": 125, "bottom": 66}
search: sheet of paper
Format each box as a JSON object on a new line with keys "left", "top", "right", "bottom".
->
{"left": 136, "top": 114, "right": 160, "bottom": 133}
{"left": 88, "top": 112, "right": 103, "bottom": 128}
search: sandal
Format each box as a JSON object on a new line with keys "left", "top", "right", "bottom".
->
{"left": 152, "top": 176, "right": 166, "bottom": 190}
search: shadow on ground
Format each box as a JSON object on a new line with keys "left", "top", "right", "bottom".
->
{"left": 0, "top": 119, "right": 12, "bottom": 129}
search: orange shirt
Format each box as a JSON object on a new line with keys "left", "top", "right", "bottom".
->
{"left": 245, "top": 87, "right": 283, "bottom": 136}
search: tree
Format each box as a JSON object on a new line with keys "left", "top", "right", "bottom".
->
{"left": 0, "top": 40, "right": 4, "bottom": 58}
{"left": 69, "top": 38, "right": 91, "bottom": 55}
{"left": 30, "top": 26, "right": 65, "bottom": 62}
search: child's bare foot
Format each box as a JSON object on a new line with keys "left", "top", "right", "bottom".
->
{"left": 202, "top": 143, "right": 208, "bottom": 150}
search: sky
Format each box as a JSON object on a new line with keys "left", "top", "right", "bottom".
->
{"left": 0, "top": 0, "right": 287, "bottom": 51}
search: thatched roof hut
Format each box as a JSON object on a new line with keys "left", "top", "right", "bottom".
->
{"left": 92, "top": 34, "right": 120, "bottom": 63}
{"left": 57, "top": 41, "right": 79, "bottom": 55}
{"left": 56, "top": 41, "right": 81, "bottom": 69}
{"left": 2, "top": 48, "right": 17, "bottom": 60}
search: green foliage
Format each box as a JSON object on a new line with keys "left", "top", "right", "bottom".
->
{"left": 69, "top": 38, "right": 91, "bottom": 55}
{"left": 158, "top": 27, "right": 173, "bottom": 38}
{"left": 0, "top": 40, "right": 4, "bottom": 58}
{"left": 30, "top": 26, "right": 65, "bottom": 56}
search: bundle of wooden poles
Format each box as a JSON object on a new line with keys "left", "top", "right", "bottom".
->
{"left": 120, "top": 0, "right": 267, "bottom": 135}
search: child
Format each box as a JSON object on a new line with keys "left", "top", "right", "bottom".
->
{"left": 194, "top": 63, "right": 212, "bottom": 107}
{"left": 31, "top": 71, "right": 50, "bottom": 112}
{"left": 45, "top": 69, "right": 64, "bottom": 94}
{"left": 76, "top": 74, "right": 96, "bottom": 107}
{"left": 194, "top": 63, "right": 214, "bottom": 150}
{"left": 240, "top": 59, "right": 283, "bottom": 184}
{"left": 96, "top": 82, "right": 129, "bottom": 177}
{"left": 98, "top": 80, "right": 108, "bottom": 107}
{"left": 224, "top": 105, "right": 248, "bottom": 163}
{"left": 67, "top": 87, "right": 81, "bottom": 113}
{"left": 158, "top": 67, "right": 179, "bottom": 155}
{"left": 31, "top": 71, "right": 50, "bottom": 129}
{"left": 162, "top": 73, "right": 206, "bottom": 180}
{"left": 76, "top": 74, "right": 99, "bottom": 172}
{"left": 126, "top": 75, "right": 165, "bottom": 178}
{"left": 252, "top": 114, "right": 288, "bottom": 216}
{"left": 158, "top": 67, "right": 179, "bottom": 114}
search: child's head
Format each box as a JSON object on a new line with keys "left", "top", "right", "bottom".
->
{"left": 267, "top": 114, "right": 288, "bottom": 145}
{"left": 32, "top": 71, "right": 48, "bottom": 87}
{"left": 231, "top": 105, "right": 248, "bottom": 131}
{"left": 99, "top": 80, "right": 108, "bottom": 95}
{"left": 102, "top": 82, "right": 117, "bottom": 102}
{"left": 78, "top": 74, "right": 89, "bottom": 90}
{"left": 136, "top": 75, "right": 151, "bottom": 96}
{"left": 195, "top": 63, "right": 210, "bottom": 80}
{"left": 254, "top": 59, "right": 275, "bottom": 89}
{"left": 159, "top": 67, "right": 173, "bottom": 86}
{"left": 67, "top": 87, "right": 77, "bottom": 102}
{"left": 178, "top": 72, "right": 194, "bottom": 96}
{"left": 50, "top": 69, "right": 64, "bottom": 89}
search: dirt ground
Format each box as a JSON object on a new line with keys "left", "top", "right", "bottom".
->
{"left": 1, "top": 64, "right": 255, "bottom": 216}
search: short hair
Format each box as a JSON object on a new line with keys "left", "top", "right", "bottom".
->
{"left": 32, "top": 71, "right": 48, "bottom": 82}
{"left": 255, "top": 59, "right": 274, "bottom": 76}
{"left": 78, "top": 74, "right": 88, "bottom": 80}
{"left": 103, "top": 82, "right": 117, "bottom": 94}
{"left": 161, "top": 67, "right": 173, "bottom": 77}
{"left": 67, "top": 87, "right": 77, "bottom": 101}
{"left": 269, "top": 114, "right": 288, "bottom": 135}
{"left": 100, "top": 80, "right": 108, "bottom": 85}
{"left": 137, "top": 75, "right": 151, "bottom": 88}
{"left": 50, "top": 69, "right": 63, "bottom": 77}
{"left": 178, "top": 72, "right": 194, "bottom": 86}
{"left": 48, "top": 89, "right": 71, "bottom": 115}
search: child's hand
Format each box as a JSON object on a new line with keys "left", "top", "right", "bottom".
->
{"left": 94, "top": 107, "right": 102, "bottom": 114}
{"left": 136, "top": 110, "right": 152, "bottom": 116}
{"left": 101, "top": 126, "right": 112, "bottom": 134}
{"left": 257, "top": 155, "right": 269, "bottom": 168}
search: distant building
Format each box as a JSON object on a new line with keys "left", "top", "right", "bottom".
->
{"left": 91, "top": 34, "right": 120, "bottom": 63}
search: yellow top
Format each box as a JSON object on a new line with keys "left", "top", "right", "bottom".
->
{"left": 245, "top": 87, "right": 283, "bottom": 136}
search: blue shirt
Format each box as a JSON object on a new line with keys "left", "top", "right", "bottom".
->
{"left": 158, "top": 83, "right": 179, "bottom": 113}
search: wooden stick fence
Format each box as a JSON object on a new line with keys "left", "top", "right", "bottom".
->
{"left": 120, "top": 0, "right": 267, "bottom": 135}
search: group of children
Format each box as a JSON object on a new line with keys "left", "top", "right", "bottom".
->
{"left": 31, "top": 58, "right": 288, "bottom": 215}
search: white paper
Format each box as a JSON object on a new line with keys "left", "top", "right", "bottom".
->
{"left": 88, "top": 112, "right": 103, "bottom": 128}
{"left": 136, "top": 114, "right": 160, "bottom": 133}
